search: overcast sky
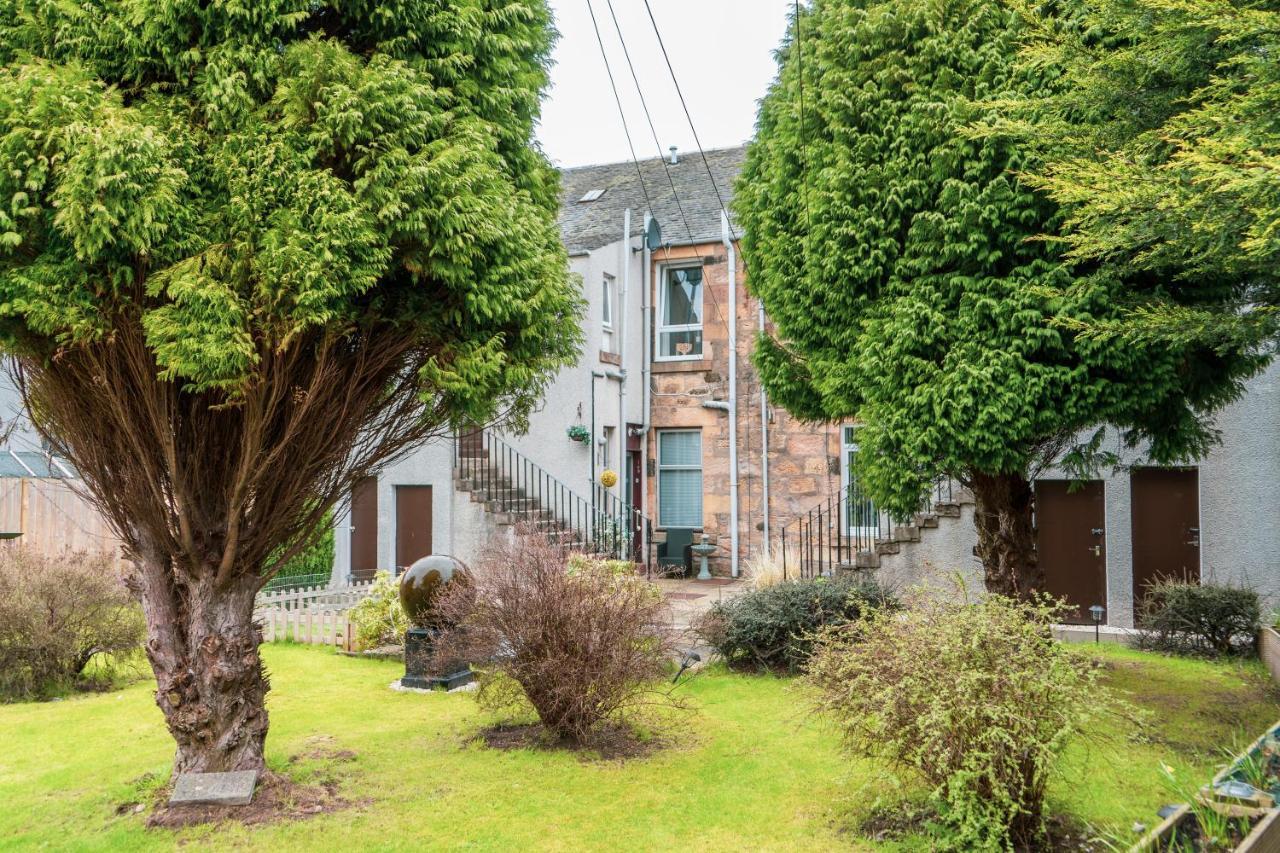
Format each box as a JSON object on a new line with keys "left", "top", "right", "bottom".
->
{"left": 536, "top": 0, "right": 794, "bottom": 167}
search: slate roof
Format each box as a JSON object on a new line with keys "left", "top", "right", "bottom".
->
{"left": 558, "top": 146, "right": 747, "bottom": 255}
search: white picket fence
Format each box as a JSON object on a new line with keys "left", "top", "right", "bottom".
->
{"left": 260, "top": 606, "right": 354, "bottom": 648}
{"left": 255, "top": 579, "right": 376, "bottom": 649}
{"left": 255, "top": 579, "right": 375, "bottom": 612}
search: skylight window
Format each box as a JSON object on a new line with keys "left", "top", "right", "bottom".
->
{"left": 578, "top": 188, "right": 606, "bottom": 203}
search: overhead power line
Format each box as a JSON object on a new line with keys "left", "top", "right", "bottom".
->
{"left": 585, "top": 0, "right": 655, "bottom": 216}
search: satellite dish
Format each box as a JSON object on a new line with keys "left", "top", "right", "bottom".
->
{"left": 645, "top": 217, "right": 663, "bottom": 250}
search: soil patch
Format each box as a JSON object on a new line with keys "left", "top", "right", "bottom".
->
{"left": 474, "top": 721, "right": 665, "bottom": 762}
{"left": 144, "top": 771, "right": 351, "bottom": 830}
{"left": 854, "top": 802, "right": 1104, "bottom": 851}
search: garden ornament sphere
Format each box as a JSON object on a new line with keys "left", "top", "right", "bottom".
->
{"left": 599, "top": 469, "right": 618, "bottom": 488}
{"left": 399, "top": 554, "right": 469, "bottom": 628}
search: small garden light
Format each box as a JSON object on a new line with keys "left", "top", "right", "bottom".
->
{"left": 673, "top": 651, "right": 701, "bottom": 684}
{"left": 1089, "top": 604, "right": 1105, "bottom": 644}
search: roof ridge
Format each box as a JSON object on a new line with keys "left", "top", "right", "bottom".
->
{"left": 558, "top": 143, "right": 748, "bottom": 175}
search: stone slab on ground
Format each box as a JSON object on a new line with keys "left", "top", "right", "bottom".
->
{"left": 169, "top": 770, "right": 259, "bottom": 806}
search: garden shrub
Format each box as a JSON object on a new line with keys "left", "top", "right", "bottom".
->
{"left": 347, "top": 572, "right": 406, "bottom": 651}
{"left": 0, "top": 548, "right": 144, "bottom": 700}
{"left": 1138, "top": 579, "right": 1261, "bottom": 657}
{"left": 435, "top": 537, "right": 674, "bottom": 744}
{"left": 696, "top": 576, "right": 894, "bottom": 672}
{"left": 806, "top": 594, "right": 1105, "bottom": 850}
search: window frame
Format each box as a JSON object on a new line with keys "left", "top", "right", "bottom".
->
{"left": 655, "top": 262, "right": 705, "bottom": 362}
{"left": 601, "top": 273, "right": 614, "bottom": 331}
{"left": 656, "top": 429, "right": 703, "bottom": 529}
{"left": 840, "top": 426, "right": 879, "bottom": 537}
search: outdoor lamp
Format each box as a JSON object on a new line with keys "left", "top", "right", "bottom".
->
{"left": 1089, "top": 605, "right": 1105, "bottom": 644}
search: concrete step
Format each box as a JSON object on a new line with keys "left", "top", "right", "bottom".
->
{"left": 934, "top": 502, "right": 962, "bottom": 518}
{"left": 892, "top": 524, "right": 921, "bottom": 543}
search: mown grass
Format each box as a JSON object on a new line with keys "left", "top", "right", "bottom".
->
{"left": 0, "top": 643, "right": 1274, "bottom": 851}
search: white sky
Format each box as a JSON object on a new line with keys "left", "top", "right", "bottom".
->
{"left": 536, "top": 0, "right": 795, "bottom": 167}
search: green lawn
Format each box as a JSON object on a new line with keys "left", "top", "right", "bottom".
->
{"left": 0, "top": 644, "right": 1275, "bottom": 851}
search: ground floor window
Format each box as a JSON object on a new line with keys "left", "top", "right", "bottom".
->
{"left": 657, "top": 429, "right": 702, "bottom": 528}
{"left": 842, "top": 426, "right": 877, "bottom": 534}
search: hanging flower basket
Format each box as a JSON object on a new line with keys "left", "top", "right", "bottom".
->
{"left": 599, "top": 469, "right": 618, "bottom": 488}
{"left": 566, "top": 425, "right": 591, "bottom": 444}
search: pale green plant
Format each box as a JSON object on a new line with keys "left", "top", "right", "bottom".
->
{"left": 348, "top": 573, "right": 407, "bottom": 652}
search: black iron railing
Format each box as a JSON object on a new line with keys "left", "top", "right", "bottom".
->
{"left": 454, "top": 430, "right": 653, "bottom": 573}
{"left": 780, "top": 477, "right": 955, "bottom": 579}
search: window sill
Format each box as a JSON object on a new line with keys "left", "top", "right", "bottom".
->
{"left": 652, "top": 358, "right": 712, "bottom": 373}
{"left": 599, "top": 350, "right": 621, "bottom": 366}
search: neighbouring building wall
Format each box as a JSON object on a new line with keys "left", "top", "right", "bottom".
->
{"left": 878, "top": 360, "right": 1280, "bottom": 626}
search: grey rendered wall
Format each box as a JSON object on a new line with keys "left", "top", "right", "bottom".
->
{"left": 878, "top": 360, "right": 1280, "bottom": 625}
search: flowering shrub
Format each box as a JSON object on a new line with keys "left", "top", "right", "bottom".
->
{"left": 347, "top": 573, "right": 406, "bottom": 651}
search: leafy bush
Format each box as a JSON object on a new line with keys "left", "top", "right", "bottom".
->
{"left": 0, "top": 548, "right": 144, "bottom": 700}
{"left": 347, "top": 572, "right": 406, "bottom": 651}
{"left": 1138, "top": 579, "right": 1261, "bottom": 657}
{"left": 435, "top": 537, "right": 675, "bottom": 744}
{"left": 806, "top": 594, "right": 1105, "bottom": 850}
{"left": 696, "top": 577, "right": 894, "bottom": 672}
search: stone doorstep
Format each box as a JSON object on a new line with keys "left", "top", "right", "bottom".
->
{"left": 169, "top": 770, "right": 259, "bottom": 807}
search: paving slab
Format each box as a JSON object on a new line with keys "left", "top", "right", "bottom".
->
{"left": 170, "top": 770, "right": 259, "bottom": 807}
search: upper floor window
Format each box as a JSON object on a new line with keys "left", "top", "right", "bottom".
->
{"left": 657, "top": 265, "right": 703, "bottom": 360}
{"left": 602, "top": 274, "right": 615, "bottom": 352}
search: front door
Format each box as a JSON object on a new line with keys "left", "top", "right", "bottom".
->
{"left": 350, "top": 477, "right": 378, "bottom": 582}
{"left": 1131, "top": 467, "right": 1200, "bottom": 617}
{"left": 1035, "top": 479, "right": 1106, "bottom": 624}
{"left": 395, "top": 485, "right": 433, "bottom": 573}
{"left": 626, "top": 450, "right": 643, "bottom": 561}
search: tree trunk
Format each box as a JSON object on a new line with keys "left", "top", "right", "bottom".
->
{"left": 969, "top": 471, "right": 1042, "bottom": 598}
{"left": 135, "top": 550, "right": 268, "bottom": 774}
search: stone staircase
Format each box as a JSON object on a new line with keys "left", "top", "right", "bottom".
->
{"left": 782, "top": 480, "right": 975, "bottom": 579}
{"left": 846, "top": 488, "right": 972, "bottom": 571}
{"left": 453, "top": 431, "right": 648, "bottom": 563}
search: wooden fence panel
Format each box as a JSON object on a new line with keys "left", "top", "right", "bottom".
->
{"left": 0, "top": 477, "right": 125, "bottom": 565}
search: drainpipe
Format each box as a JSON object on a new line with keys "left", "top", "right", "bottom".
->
{"left": 640, "top": 212, "right": 653, "bottom": 559}
{"left": 617, "top": 209, "right": 630, "bottom": 489}
{"left": 759, "top": 301, "right": 770, "bottom": 560}
{"left": 722, "top": 211, "right": 740, "bottom": 579}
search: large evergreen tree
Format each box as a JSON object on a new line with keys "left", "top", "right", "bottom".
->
{"left": 0, "top": 0, "right": 580, "bottom": 773}
{"left": 1004, "top": 0, "right": 1280, "bottom": 349}
{"left": 736, "top": 0, "right": 1262, "bottom": 595}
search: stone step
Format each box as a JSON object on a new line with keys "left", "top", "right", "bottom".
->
{"left": 934, "top": 502, "right": 962, "bottom": 518}
{"left": 892, "top": 524, "right": 921, "bottom": 543}
{"left": 875, "top": 540, "right": 900, "bottom": 556}
{"left": 916, "top": 513, "right": 939, "bottom": 529}
{"left": 852, "top": 551, "right": 880, "bottom": 570}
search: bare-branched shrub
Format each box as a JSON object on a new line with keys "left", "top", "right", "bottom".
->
{"left": 435, "top": 535, "right": 676, "bottom": 744}
{"left": 806, "top": 593, "right": 1106, "bottom": 850}
{"left": 0, "top": 548, "right": 143, "bottom": 700}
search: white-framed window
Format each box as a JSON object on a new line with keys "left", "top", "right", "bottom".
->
{"left": 657, "top": 429, "right": 702, "bottom": 528}
{"left": 601, "top": 274, "right": 615, "bottom": 352}
{"left": 841, "top": 426, "right": 878, "bottom": 536}
{"left": 656, "top": 264, "right": 703, "bottom": 360}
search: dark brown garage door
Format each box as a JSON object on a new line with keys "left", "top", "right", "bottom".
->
{"left": 395, "top": 485, "right": 433, "bottom": 571}
{"left": 1131, "top": 467, "right": 1200, "bottom": 618}
{"left": 1035, "top": 480, "right": 1106, "bottom": 624}
{"left": 350, "top": 476, "right": 378, "bottom": 582}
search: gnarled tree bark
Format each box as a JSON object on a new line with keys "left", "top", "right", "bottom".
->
{"left": 968, "top": 470, "right": 1042, "bottom": 599}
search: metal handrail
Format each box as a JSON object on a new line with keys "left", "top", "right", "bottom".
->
{"left": 454, "top": 430, "right": 653, "bottom": 573}
{"left": 780, "top": 476, "right": 955, "bottom": 579}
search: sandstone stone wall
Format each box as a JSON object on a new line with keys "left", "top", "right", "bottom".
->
{"left": 645, "top": 244, "right": 842, "bottom": 575}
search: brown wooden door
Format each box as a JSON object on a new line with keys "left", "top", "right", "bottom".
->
{"left": 350, "top": 476, "right": 378, "bottom": 582}
{"left": 1035, "top": 480, "right": 1106, "bottom": 624}
{"left": 395, "top": 485, "right": 433, "bottom": 571}
{"left": 627, "top": 450, "right": 643, "bottom": 560}
{"left": 1131, "top": 467, "right": 1200, "bottom": 617}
